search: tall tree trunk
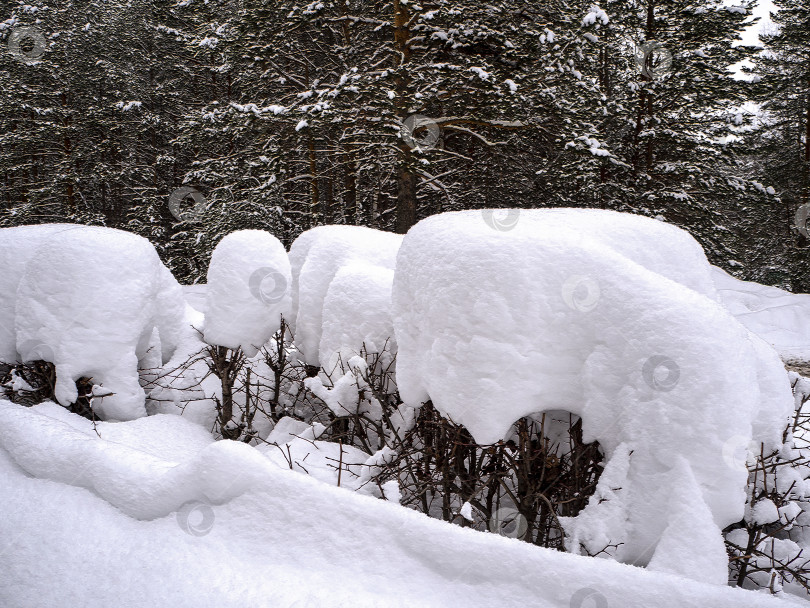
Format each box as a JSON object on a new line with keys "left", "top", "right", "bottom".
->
{"left": 61, "top": 92, "right": 76, "bottom": 215}
{"left": 308, "top": 134, "right": 320, "bottom": 225}
{"left": 393, "top": 0, "right": 416, "bottom": 234}
{"left": 396, "top": 159, "right": 417, "bottom": 233}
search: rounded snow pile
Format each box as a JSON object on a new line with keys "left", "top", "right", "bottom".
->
{"left": 0, "top": 224, "right": 76, "bottom": 363}
{"left": 289, "top": 226, "right": 402, "bottom": 367}
{"left": 392, "top": 209, "right": 793, "bottom": 582}
{"left": 1, "top": 224, "right": 187, "bottom": 420}
{"left": 204, "top": 230, "right": 291, "bottom": 358}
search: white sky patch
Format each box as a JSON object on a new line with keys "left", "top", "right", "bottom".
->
{"left": 727, "top": 0, "right": 777, "bottom": 79}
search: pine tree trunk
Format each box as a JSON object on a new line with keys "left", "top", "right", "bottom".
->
{"left": 393, "top": 0, "right": 417, "bottom": 234}
{"left": 396, "top": 158, "right": 417, "bottom": 233}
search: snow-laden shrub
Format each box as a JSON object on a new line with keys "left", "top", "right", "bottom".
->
{"left": 391, "top": 209, "right": 794, "bottom": 584}
{"left": 204, "top": 229, "right": 291, "bottom": 358}
{"left": 0, "top": 224, "right": 75, "bottom": 363}
{"left": 288, "top": 225, "right": 402, "bottom": 366}
{"left": 319, "top": 262, "right": 396, "bottom": 375}
{"left": 0, "top": 225, "right": 188, "bottom": 420}
{"left": 725, "top": 371, "right": 810, "bottom": 598}
{"left": 197, "top": 230, "right": 292, "bottom": 438}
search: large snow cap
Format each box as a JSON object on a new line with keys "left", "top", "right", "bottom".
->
{"left": 289, "top": 225, "right": 402, "bottom": 366}
{"left": 12, "top": 225, "right": 186, "bottom": 420}
{"left": 392, "top": 209, "right": 793, "bottom": 576}
{"left": 0, "top": 224, "right": 78, "bottom": 363}
{"left": 204, "top": 230, "right": 291, "bottom": 358}
{"left": 319, "top": 261, "right": 396, "bottom": 370}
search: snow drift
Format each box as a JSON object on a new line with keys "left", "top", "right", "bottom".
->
{"left": 0, "top": 224, "right": 187, "bottom": 420}
{"left": 712, "top": 266, "right": 810, "bottom": 362}
{"left": 288, "top": 225, "right": 402, "bottom": 366}
{"left": 0, "top": 399, "right": 792, "bottom": 608}
{"left": 392, "top": 209, "right": 794, "bottom": 582}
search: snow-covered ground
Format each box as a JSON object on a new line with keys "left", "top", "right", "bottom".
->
{"left": 1, "top": 213, "right": 809, "bottom": 606}
{"left": 0, "top": 401, "right": 798, "bottom": 608}
{"left": 712, "top": 266, "right": 810, "bottom": 363}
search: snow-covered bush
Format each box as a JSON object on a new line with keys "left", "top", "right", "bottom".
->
{"left": 288, "top": 225, "right": 402, "bottom": 367}
{"left": 145, "top": 315, "right": 318, "bottom": 444}
{"left": 725, "top": 371, "right": 810, "bottom": 598}
{"left": 391, "top": 209, "right": 794, "bottom": 583}
{"left": 0, "top": 225, "right": 188, "bottom": 420}
{"left": 204, "top": 230, "right": 291, "bottom": 358}
{"left": 0, "top": 224, "right": 75, "bottom": 363}
{"left": 197, "top": 230, "right": 292, "bottom": 438}
{"left": 319, "top": 262, "right": 396, "bottom": 375}
{"left": 3, "top": 217, "right": 805, "bottom": 599}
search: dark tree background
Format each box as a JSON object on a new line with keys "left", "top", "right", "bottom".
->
{"left": 0, "top": 0, "right": 807, "bottom": 289}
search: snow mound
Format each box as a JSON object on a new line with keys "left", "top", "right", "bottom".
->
{"left": 484, "top": 208, "right": 719, "bottom": 298}
{"left": 289, "top": 225, "right": 402, "bottom": 365}
{"left": 0, "top": 398, "right": 267, "bottom": 519}
{"left": 0, "top": 399, "right": 792, "bottom": 607}
{"left": 204, "top": 230, "right": 291, "bottom": 358}
{"left": 392, "top": 209, "right": 794, "bottom": 578}
{"left": 0, "top": 224, "right": 74, "bottom": 363}
{"left": 4, "top": 225, "right": 187, "bottom": 420}
{"left": 320, "top": 261, "right": 396, "bottom": 370}
{"left": 712, "top": 266, "right": 810, "bottom": 362}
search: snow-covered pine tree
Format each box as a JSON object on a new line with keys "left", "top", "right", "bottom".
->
{"left": 745, "top": 0, "right": 810, "bottom": 291}
{"left": 550, "top": 1, "right": 775, "bottom": 272}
